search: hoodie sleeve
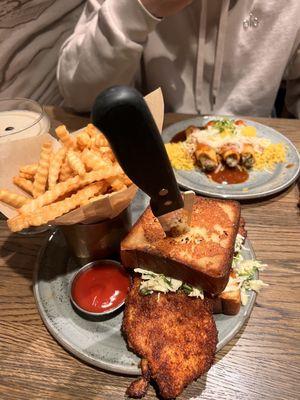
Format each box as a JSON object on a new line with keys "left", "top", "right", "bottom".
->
{"left": 57, "top": 0, "right": 160, "bottom": 111}
{"left": 285, "top": 36, "right": 300, "bottom": 118}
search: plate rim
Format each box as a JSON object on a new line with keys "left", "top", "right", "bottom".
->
{"left": 163, "top": 116, "right": 300, "bottom": 199}
{"left": 33, "top": 230, "right": 257, "bottom": 376}
{"left": 32, "top": 232, "right": 139, "bottom": 375}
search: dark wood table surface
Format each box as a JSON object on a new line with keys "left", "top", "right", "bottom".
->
{"left": 1, "top": 108, "right": 299, "bottom": 400}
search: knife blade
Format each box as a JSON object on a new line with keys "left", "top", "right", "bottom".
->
{"left": 91, "top": 86, "right": 188, "bottom": 235}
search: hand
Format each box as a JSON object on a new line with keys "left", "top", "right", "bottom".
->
{"left": 140, "top": 0, "right": 194, "bottom": 18}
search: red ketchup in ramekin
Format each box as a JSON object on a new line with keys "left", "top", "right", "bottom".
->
{"left": 70, "top": 260, "right": 130, "bottom": 316}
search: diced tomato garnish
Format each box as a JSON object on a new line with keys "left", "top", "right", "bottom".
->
{"left": 234, "top": 120, "right": 246, "bottom": 126}
{"left": 205, "top": 121, "right": 216, "bottom": 128}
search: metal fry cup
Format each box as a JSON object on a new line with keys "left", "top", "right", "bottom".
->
{"left": 59, "top": 208, "right": 131, "bottom": 264}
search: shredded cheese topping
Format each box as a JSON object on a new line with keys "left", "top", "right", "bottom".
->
{"left": 185, "top": 124, "right": 270, "bottom": 154}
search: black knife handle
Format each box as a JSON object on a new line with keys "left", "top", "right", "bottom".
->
{"left": 91, "top": 86, "right": 183, "bottom": 217}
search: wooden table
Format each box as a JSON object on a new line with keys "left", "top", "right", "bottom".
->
{"left": 1, "top": 108, "right": 299, "bottom": 400}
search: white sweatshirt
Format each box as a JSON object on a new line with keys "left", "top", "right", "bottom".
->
{"left": 57, "top": 0, "right": 300, "bottom": 117}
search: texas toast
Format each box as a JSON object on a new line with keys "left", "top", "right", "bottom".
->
{"left": 121, "top": 196, "right": 241, "bottom": 295}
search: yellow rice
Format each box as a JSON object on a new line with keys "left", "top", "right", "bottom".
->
{"left": 165, "top": 142, "right": 194, "bottom": 171}
{"left": 165, "top": 141, "right": 286, "bottom": 172}
{"left": 253, "top": 143, "right": 286, "bottom": 171}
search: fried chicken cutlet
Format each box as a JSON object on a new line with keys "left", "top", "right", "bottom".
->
{"left": 122, "top": 277, "right": 217, "bottom": 399}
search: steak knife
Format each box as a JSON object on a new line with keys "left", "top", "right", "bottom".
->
{"left": 91, "top": 86, "right": 190, "bottom": 235}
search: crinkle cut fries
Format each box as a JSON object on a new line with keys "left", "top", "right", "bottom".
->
{"left": 0, "top": 124, "right": 132, "bottom": 232}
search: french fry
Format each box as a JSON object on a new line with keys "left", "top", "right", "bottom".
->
{"left": 80, "top": 181, "right": 110, "bottom": 206}
{"left": 81, "top": 149, "right": 111, "bottom": 171}
{"left": 7, "top": 214, "right": 30, "bottom": 233}
{"left": 8, "top": 182, "right": 106, "bottom": 232}
{"left": 19, "top": 165, "right": 122, "bottom": 214}
{"left": 19, "top": 172, "right": 34, "bottom": 181}
{"left": 13, "top": 176, "right": 34, "bottom": 195}
{"left": 0, "top": 189, "right": 30, "bottom": 208}
{"left": 5, "top": 121, "right": 132, "bottom": 233}
{"left": 90, "top": 133, "right": 108, "bottom": 149}
{"left": 80, "top": 148, "right": 92, "bottom": 171}
{"left": 32, "top": 141, "right": 52, "bottom": 198}
{"left": 107, "top": 177, "right": 126, "bottom": 191}
{"left": 98, "top": 146, "right": 115, "bottom": 162}
{"left": 48, "top": 147, "right": 66, "bottom": 189}
{"left": 20, "top": 175, "right": 80, "bottom": 214}
{"left": 59, "top": 159, "right": 74, "bottom": 182}
{"left": 31, "top": 181, "right": 107, "bottom": 226}
{"left": 19, "top": 163, "right": 38, "bottom": 175}
{"left": 76, "top": 131, "right": 91, "bottom": 150}
{"left": 89, "top": 136, "right": 97, "bottom": 149}
{"left": 55, "top": 125, "right": 76, "bottom": 149}
{"left": 119, "top": 173, "right": 133, "bottom": 187}
{"left": 81, "top": 180, "right": 127, "bottom": 206}
{"left": 67, "top": 149, "right": 86, "bottom": 176}
{"left": 85, "top": 123, "right": 98, "bottom": 138}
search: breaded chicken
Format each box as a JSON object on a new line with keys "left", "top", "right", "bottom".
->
{"left": 123, "top": 277, "right": 218, "bottom": 399}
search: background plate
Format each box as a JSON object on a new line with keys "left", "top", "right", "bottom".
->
{"left": 33, "top": 191, "right": 257, "bottom": 375}
{"left": 163, "top": 116, "right": 300, "bottom": 199}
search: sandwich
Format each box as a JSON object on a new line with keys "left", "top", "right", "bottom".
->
{"left": 121, "top": 196, "right": 266, "bottom": 399}
{"left": 121, "top": 196, "right": 241, "bottom": 295}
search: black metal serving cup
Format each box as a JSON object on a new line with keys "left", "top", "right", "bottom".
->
{"left": 59, "top": 208, "right": 131, "bottom": 265}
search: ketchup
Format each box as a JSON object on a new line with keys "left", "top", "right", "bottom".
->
{"left": 71, "top": 261, "right": 130, "bottom": 313}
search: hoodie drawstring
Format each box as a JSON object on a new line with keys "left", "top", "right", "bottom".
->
{"left": 211, "top": 0, "right": 230, "bottom": 108}
{"left": 195, "top": 0, "right": 207, "bottom": 113}
{"left": 195, "top": 0, "right": 230, "bottom": 113}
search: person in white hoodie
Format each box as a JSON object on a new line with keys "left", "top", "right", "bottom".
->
{"left": 57, "top": 0, "right": 300, "bottom": 118}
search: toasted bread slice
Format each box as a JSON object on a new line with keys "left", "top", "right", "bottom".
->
{"left": 209, "top": 270, "right": 241, "bottom": 315}
{"left": 238, "top": 217, "right": 247, "bottom": 239}
{"left": 121, "top": 196, "right": 241, "bottom": 295}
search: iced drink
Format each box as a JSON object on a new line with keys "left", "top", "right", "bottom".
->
{"left": 0, "top": 99, "right": 50, "bottom": 143}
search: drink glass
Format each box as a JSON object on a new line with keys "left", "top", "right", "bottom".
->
{"left": 0, "top": 98, "right": 51, "bottom": 234}
{"left": 0, "top": 98, "right": 50, "bottom": 142}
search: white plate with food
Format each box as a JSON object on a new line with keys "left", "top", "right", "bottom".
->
{"left": 33, "top": 191, "right": 266, "bottom": 382}
{"left": 164, "top": 116, "right": 300, "bottom": 199}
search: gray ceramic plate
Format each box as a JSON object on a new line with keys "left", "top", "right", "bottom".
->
{"left": 163, "top": 116, "right": 300, "bottom": 199}
{"left": 33, "top": 191, "right": 257, "bottom": 375}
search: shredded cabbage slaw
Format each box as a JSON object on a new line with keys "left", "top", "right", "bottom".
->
{"left": 135, "top": 234, "right": 268, "bottom": 306}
